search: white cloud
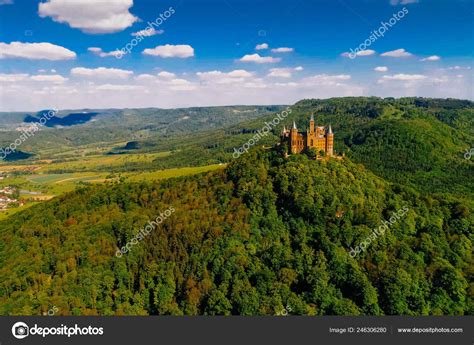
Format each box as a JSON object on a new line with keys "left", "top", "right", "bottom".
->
{"left": 157, "top": 71, "right": 177, "bottom": 79}
{"left": 267, "top": 68, "right": 293, "bottom": 78}
{"left": 166, "top": 78, "right": 196, "bottom": 91}
{"left": 390, "top": 0, "right": 418, "bottom": 5}
{"left": 36, "top": 68, "right": 57, "bottom": 73}
{"left": 87, "top": 47, "right": 102, "bottom": 54}
{"left": 3, "top": 71, "right": 468, "bottom": 111}
{"left": 38, "top": 0, "right": 138, "bottom": 34}
{"left": 88, "top": 47, "right": 121, "bottom": 58}
{"left": 134, "top": 73, "right": 197, "bottom": 90}
{"left": 197, "top": 70, "right": 253, "bottom": 84}
{"left": 95, "top": 84, "right": 144, "bottom": 91}
{"left": 239, "top": 54, "right": 281, "bottom": 64}
{"left": 295, "top": 74, "right": 364, "bottom": 98}
{"left": 143, "top": 44, "right": 194, "bottom": 58}
{"left": 303, "top": 74, "right": 352, "bottom": 86}
{"left": 374, "top": 66, "right": 389, "bottom": 72}
{"left": 243, "top": 80, "right": 267, "bottom": 89}
{"left": 271, "top": 47, "right": 294, "bottom": 53}
{"left": 371, "top": 71, "right": 468, "bottom": 99}
{"left": 294, "top": 66, "right": 304, "bottom": 71}
{"left": 227, "top": 70, "right": 253, "bottom": 78}
{"left": 447, "top": 66, "right": 471, "bottom": 70}
{"left": 420, "top": 55, "right": 441, "bottom": 61}
{"left": 0, "top": 41, "right": 76, "bottom": 60}
{"left": 71, "top": 67, "right": 133, "bottom": 79}
{"left": 30, "top": 74, "right": 68, "bottom": 83}
{"left": 378, "top": 73, "right": 427, "bottom": 82}
{"left": 380, "top": 48, "right": 412, "bottom": 57}
{"left": 0, "top": 0, "right": 13, "bottom": 5}
{"left": 0, "top": 73, "right": 29, "bottom": 82}
{"left": 356, "top": 49, "right": 375, "bottom": 56}
{"left": 341, "top": 49, "right": 376, "bottom": 58}
{"left": 255, "top": 43, "right": 268, "bottom": 50}
{"left": 0, "top": 72, "right": 67, "bottom": 83}
{"left": 133, "top": 71, "right": 178, "bottom": 82}
{"left": 275, "top": 82, "right": 298, "bottom": 87}
{"left": 132, "top": 28, "right": 164, "bottom": 37}
{"left": 134, "top": 74, "right": 155, "bottom": 81}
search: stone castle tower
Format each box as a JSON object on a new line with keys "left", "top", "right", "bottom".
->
{"left": 281, "top": 114, "right": 334, "bottom": 156}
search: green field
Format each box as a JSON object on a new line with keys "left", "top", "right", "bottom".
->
{"left": 0, "top": 151, "right": 225, "bottom": 220}
{"left": 124, "top": 164, "right": 225, "bottom": 182}
{"left": 41, "top": 152, "right": 172, "bottom": 172}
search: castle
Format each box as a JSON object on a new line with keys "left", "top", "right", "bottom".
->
{"left": 280, "top": 114, "right": 334, "bottom": 156}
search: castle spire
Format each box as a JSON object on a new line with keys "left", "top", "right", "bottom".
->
{"left": 328, "top": 124, "right": 333, "bottom": 134}
{"left": 310, "top": 113, "right": 314, "bottom": 122}
{"left": 292, "top": 121, "right": 297, "bottom": 130}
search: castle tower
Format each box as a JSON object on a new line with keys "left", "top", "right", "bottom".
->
{"left": 309, "top": 113, "right": 315, "bottom": 135}
{"left": 290, "top": 121, "right": 299, "bottom": 154}
{"left": 307, "top": 114, "right": 316, "bottom": 148}
{"left": 326, "top": 125, "right": 334, "bottom": 156}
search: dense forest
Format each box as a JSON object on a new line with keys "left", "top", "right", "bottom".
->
{"left": 0, "top": 146, "right": 471, "bottom": 315}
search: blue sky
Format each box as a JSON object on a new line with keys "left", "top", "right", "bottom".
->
{"left": 0, "top": 0, "right": 472, "bottom": 110}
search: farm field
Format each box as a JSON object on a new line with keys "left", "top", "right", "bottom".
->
{"left": 0, "top": 152, "right": 172, "bottom": 173}
{"left": 40, "top": 151, "right": 172, "bottom": 172}
{"left": 0, "top": 151, "right": 226, "bottom": 220}
{"left": 124, "top": 164, "right": 225, "bottom": 182}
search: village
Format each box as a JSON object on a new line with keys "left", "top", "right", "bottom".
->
{"left": 0, "top": 172, "right": 22, "bottom": 211}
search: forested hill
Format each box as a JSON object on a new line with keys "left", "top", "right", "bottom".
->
{"left": 0, "top": 148, "right": 471, "bottom": 316}
{"left": 143, "top": 97, "right": 474, "bottom": 200}
{"left": 293, "top": 98, "right": 474, "bottom": 199}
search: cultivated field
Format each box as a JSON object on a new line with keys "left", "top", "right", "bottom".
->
{"left": 0, "top": 151, "right": 225, "bottom": 219}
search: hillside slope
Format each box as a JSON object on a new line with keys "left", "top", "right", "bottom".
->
{"left": 0, "top": 149, "right": 471, "bottom": 316}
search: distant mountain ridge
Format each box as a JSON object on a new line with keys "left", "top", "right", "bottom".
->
{"left": 24, "top": 112, "right": 100, "bottom": 127}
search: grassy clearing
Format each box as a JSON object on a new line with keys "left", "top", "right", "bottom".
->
{"left": 124, "top": 164, "right": 226, "bottom": 182}
{"left": 41, "top": 152, "right": 172, "bottom": 172}
{"left": 0, "top": 202, "right": 41, "bottom": 221}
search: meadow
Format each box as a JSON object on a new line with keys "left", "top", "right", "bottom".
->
{"left": 0, "top": 151, "right": 225, "bottom": 219}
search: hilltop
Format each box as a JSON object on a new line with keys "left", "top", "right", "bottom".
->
{"left": 0, "top": 148, "right": 471, "bottom": 315}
